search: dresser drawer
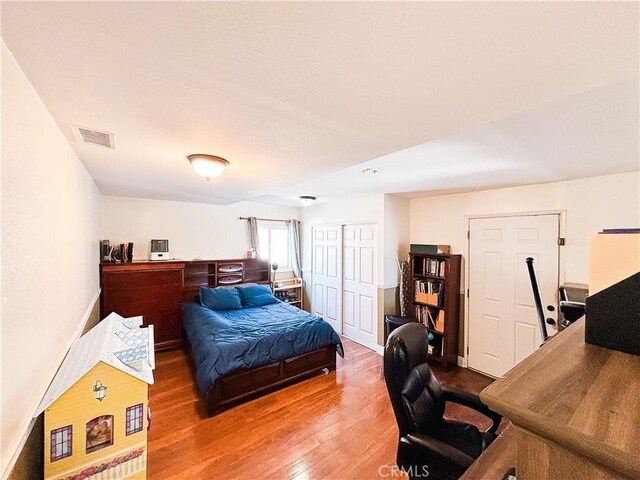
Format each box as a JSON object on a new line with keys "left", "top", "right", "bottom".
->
{"left": 104, "top": 285, "right": 182, "bottom": 311}
{"left": 102, "top": 269, "right": 182, "bottom": 289}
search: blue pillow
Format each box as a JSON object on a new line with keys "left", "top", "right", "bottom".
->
{"left": 237, "top": 284, "right": 279, "bottom": 307}
{"left": 199, "top": 286, "right": 242, "bottom": 311}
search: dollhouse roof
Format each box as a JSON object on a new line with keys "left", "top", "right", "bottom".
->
{"left": 34, "top": 313, "right": 155, "bottom": 416}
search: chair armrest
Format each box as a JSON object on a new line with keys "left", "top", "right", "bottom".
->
{"left": 405, "top": 433, "right": 476, "bottom": 470}
{"left": 442, "top": 386, "right": 502, "bottom": 433}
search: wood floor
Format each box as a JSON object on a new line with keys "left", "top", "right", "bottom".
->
{"left": 147, "top": 338, "right": 494, "bottom": 480}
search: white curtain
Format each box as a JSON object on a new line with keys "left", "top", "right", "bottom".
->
{"left": 247, "top": 217, "right": 260, "bottom": 257}
{"left": 287, "top": 219, "right": 302, "bottom": 278}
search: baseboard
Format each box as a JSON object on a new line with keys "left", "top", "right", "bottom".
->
{"left": 457, "top": 355, "right": 467, "bottom": 368}
{"left": 373, "top": 344, "right": 384, "bottom": 355}
{"left": 3, "top": 289, "right": 101, "bottom": 480}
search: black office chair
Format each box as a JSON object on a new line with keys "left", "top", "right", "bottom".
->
{"left": 383, "top": 323, "right": 502, "bottom": 480}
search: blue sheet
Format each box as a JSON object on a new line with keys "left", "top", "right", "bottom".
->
{"left": 183, "top": 301, "right": 344, "bottom": 397}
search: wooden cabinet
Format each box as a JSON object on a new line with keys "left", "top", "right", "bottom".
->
{"left": 101, "top": 262, "right": 184, "bottom": 351}
{"left": 101, "top": 258, "right": 271, "bottom": 351}
{"left": 409, "top": 253, "right": 461, "bottom": 370}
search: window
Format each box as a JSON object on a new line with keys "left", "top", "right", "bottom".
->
{"left": 50, "top": 425, "right": 72, "bottom": 462}
{"left": 125, "top": 403, "right": 144, "bottom": 435}
{"left": 258, "top": 223, "right": 290, "bottom": 269}
{"left": 86, "top": 415, "right": 113, "bottom": 454}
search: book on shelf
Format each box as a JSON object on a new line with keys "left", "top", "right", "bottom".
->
{"left": 414, "top": 305, "right": 445, "bottom": 333}
{"left": 415, "top": 279, "right": 445, "bottom": 307}
{"left": 417, "top": 257, "right": 447, "bottom": 277}
{"left": 415, "top": 305, "right": 431, "bottom": 329}
{"left": 435, "top": 310, "right": 445, "bottom": 332}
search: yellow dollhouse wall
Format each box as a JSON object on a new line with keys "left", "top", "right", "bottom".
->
{"left": 44, "top": 361, "right": 148, "bottom": 480}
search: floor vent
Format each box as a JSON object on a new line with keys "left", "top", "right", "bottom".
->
{"left": 70, "top": 125, "right": 116, "bottom": 149}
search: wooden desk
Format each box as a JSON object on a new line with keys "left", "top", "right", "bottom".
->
{"left": 460, "top": 425, "right": 516, "bottom": 480}
{"left": 478, "top": 318, "right": 640, "bottom": 479}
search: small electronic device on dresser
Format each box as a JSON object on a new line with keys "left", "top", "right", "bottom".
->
{"left": 150, "top": 239, "right": 170, "bottom": 260}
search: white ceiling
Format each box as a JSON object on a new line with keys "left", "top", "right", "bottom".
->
{"left": 262, "top": 76, "right": 639, "bottom": 205}
{"left": 1, "top": 2, "right": 638, "bottom": 205}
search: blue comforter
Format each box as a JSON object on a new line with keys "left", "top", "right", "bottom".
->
{"left": 183, "top": 301, "right": 344, "bottom": 397}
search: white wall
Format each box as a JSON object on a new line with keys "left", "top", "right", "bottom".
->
{"left": 1, "top": 42, "right": 102, "bottom": 477}
{"left": 300, "top": 193, "right": 410, "bottom": 288}
{"left": 410, "top": 171, "right": 640, "bottom": 285}
{"left": 101, "top": 196, "right": 300, "bottom": 261}
{"left": 383, "top": 195, "right": 410, "bottom": 288}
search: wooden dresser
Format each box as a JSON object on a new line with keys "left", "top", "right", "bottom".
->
{"left": 100, "top": 258, "right": 270, "bottom": 351}
{"left": 476, "top": 318, "right": 640, "bottom": 479}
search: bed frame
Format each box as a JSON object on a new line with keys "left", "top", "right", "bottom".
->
{"left": 183, "top": 282, "right": 337, "bottom": 416}
{"left": 187, "top": 338, "right": 337, "bottom": 416}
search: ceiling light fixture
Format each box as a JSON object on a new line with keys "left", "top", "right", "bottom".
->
{"left": 187, "top": 154, "right": 229, "bottom": 180}
{"left": 362, "top": 168, "right": 379, "bottom": 174}
{"left": 299, "top": 195, "right": 317, "bottom": 206}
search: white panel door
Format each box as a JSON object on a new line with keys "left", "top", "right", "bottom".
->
{"left": 468, "top": 215, "right": 559, "bottom": 377}
{"left": 342, "top": 224, "right": 378, "bottom": 349}
{"left": 311, "top": 225, "right": 342, "bottom": 334}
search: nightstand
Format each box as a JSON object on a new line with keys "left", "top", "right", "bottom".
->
{"left": 272, "top": 277, "right": 303, "bottom": 309}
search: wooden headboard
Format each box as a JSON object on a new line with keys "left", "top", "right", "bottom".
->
{"left": 182, "top": 258, "right": 271, "bottom": 303}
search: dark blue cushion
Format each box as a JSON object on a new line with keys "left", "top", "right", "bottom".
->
{"left": 237, "top": 284, "right": 279, "bottom": 307}
{"left": 199, "top": 286, "right": 242, "bottom": 311}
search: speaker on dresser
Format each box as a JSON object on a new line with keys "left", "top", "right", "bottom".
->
{"left": 100, "top": 240, "right": 111, "bottom": 262}
{"left": 150, "top": 239, "right": 170, "bottom": 261}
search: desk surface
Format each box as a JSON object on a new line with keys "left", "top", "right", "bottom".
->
{"left": 480, "top": 318, "right": 640, "bottom": 478}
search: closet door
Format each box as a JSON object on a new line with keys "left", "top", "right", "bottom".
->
{"left": 468, "top": 214, "right": 559, "bottom": 377}
{"left": 311, "top": 225, "right": 342, "bottom": 334}
{"left": 342, "top": 224, "right": 378, "bottom": 349}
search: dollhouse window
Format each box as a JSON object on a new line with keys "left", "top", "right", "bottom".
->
{"left": 50, "top": 426, "right": 72, "bottom": 462}
{"left": 126, "top": 403, "right": 144, "bottom": 435}
{"left": 86, "top": 415, "right": 114, "bottom": 454}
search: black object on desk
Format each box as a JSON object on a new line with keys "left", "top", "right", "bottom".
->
{"left": 585, "top": 272, "right": 640, "bottom": 356}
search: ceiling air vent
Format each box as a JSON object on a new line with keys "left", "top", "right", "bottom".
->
{"left": 70, "top": 125, "right": 116, "bottom": 149}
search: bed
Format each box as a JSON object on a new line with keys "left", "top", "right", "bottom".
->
{"left": 183, "top": 298, "right": 343, "bottom": 416}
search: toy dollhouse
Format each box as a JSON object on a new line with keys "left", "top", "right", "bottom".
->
{"left": 34, "top": 313, "right": 155, "bottom": 480}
